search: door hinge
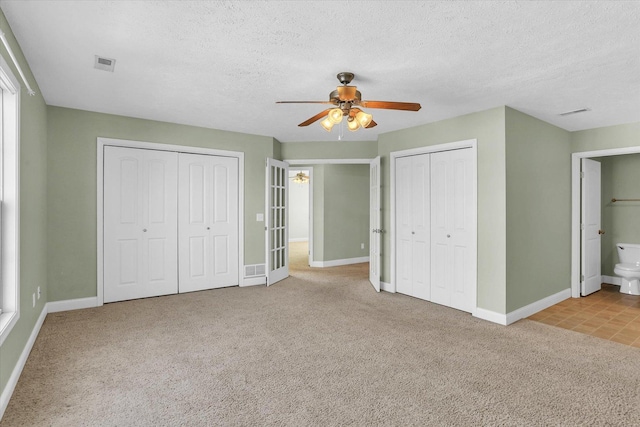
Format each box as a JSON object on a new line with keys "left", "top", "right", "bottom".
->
{"left": 580, "top": 171, "right": 585, "bottom": 179}
{"left": 580, "top": 274, "right": 584, "bottom": 282}
{"left": 580, "top": 223, "right": 585, "bottom": 230}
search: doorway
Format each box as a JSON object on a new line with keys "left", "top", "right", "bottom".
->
{"left": 288, "top": 168, "right": 312, "bottom": 268}
{"left": 571, "top": 146, "right": 640, "bottom": 298}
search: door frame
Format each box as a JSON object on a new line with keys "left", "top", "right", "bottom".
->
{"left": 570, "top": 145, "right": 640, "bottom": 298}
{"left": 390, "top": 139, "right": 478, "bottom": 314}
{"left": 97, "top": 137, "right": 245, "bottom": 306}
{"left": 285, "top": 158, "right": 373, "bottom": 268}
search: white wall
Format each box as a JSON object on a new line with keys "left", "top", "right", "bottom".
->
{"left": 289, "top": 169, "right": 310, "bottom": 241}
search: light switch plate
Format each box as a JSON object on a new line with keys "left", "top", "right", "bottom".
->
{"left": 256, "top": 213, "right": 264, "bottom": 222}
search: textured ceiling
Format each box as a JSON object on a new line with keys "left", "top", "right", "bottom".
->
{"left": 1, "top": 1, "right": 639, "bottom": 142}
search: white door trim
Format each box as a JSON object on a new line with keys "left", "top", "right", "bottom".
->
{"left": 97, "top": 137, "right": 245, "bottom": 306}
{"left": 390, "top": 139, "right": 478, "bottom": 315}
{"left": 570, "top": 145, "right": 640, "bottom": 298}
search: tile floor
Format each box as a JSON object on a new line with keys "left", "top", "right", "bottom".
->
{"left": 528, "top": 284, "right": 640, "bottom": 347}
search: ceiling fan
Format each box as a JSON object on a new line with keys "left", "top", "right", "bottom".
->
{"left": 290, "top": 171, "right": 310, "bottom": 184}
{"left": 276, "top": 72, "right": 421, "bottom": 132}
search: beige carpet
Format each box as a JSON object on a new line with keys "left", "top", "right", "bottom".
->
{"left": 2, "top": 243, "right": 639, "bottom": 426}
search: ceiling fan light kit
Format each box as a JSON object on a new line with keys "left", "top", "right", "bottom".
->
{"left": 276, "top": 72, "right": 421, "bottom": 134}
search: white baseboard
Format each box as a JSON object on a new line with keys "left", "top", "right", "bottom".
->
{"left": 241, "top": 276, "right": 266, "bottom": 287}
{"left": 288, "top": 238, "right": 308, "bottom": 243}
{"left": 47, "top": 297, "right": 99, "bottom": 313}
{"left": 380, "top": 281, "right": 395, "bottom": 293}
{"left": 602, "top": 275, "right": 621, "bottom": 286}
{"left": 309, "top": 256, "right": 369, "bottom": 268}
{"left": 0, "top": 305, "right": 47, "bottom": 419}
{"left": 505, "top": 288, "right": 572, "bottom": 325}
{"left": 473, "top": 307, "right": 508, "bottom": 325}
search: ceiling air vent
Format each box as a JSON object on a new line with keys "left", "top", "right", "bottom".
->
{"left": 94, "top": 55, "right": 116, "bottom": 72}
{"left": 559, "top": 108, "right": 590, "bottom": 116}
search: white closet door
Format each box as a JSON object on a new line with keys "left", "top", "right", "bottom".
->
{"left": 430, "top": 148, "right": 474, "bottom": 312}
{"left": 395, "top": 154, "right": 430, "bottom": 300}
{"left": 178, "top": 153, "right": 239, "bottom": 293}
{"left": 395, "top": 156, "right": 413, "bottom": 296}
{"left": 411, "top": 154, "right": 431, "bottom": 301}
{"left": 104, "top": 146, "right": 178, "bottom": 303}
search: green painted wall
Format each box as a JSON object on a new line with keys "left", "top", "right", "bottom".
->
{"left": 303, "top": 164, "right": 370, "bottom": 263}
{"left": 0, "top": 11, "right": 49, "bottom": 399}
{"left": 378, "top": 107, "right": 507, "bottom": 314}
{"left": 46, "top": 106, "right": 276, "bottom": 302}
{"left": 281, "top": 140, "right": 377, "bottom": 160}
{"left": 312, "top": 165, "right": 325, "bottom": 260}
{"left": 320, "top": 164, "right": 369, "bottom": 261}
{"left": 571, "top": 122, "right": 640, "bottom": 153}
{"left": 599, "top": 154, "right": 640, "bottom": 276}
{"left": 504, "top": 107, "right": 571, "bottom": 312}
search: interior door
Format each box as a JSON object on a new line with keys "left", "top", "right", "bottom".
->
{"left": 178, "top": 153, "right": 239, "bottom": 293}
{"left": 369, "top": 156, "right": 381, "bottom": 292}
{"left": 266, "top": 158, "right": 289, "bottom": 285}
{"left": 431, "top": 148, "right": 473, "bottom": 312}
{"left": 581, "top": 158, "right": 602, "bottom": 296}
{"left": 103, "top": 146, "right": 178, "bottom": 303}
{"left": 395, "top": 154, "right": 430, "bottom": 300}
{"left": 395, "top": 156, "right": 413, "bottom": 296}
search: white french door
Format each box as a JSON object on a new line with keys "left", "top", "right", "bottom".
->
{"left": 178, "top": 153, "right": 239, "bottom": 293}
{"left": 430, "top": 148, "right": 474, "bottom": 312}
{"left": 581, "top": 158, "right": 602, "bottom": 296}
{"left": 266, "top": 158, "right": 289, "bottom": 285}
{"left": 369, "top": 156, "right": 381, "bottom": 292}
{"left": 103, "top": 146, "right": 178, "bottom": 303}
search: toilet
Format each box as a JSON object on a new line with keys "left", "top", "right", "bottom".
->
{"left": 614, "top": 243, "right": 640, "bottom": 295}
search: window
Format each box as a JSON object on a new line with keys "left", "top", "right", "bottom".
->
{"left": 0, "top": 53, "right": 21, "bottom": 346}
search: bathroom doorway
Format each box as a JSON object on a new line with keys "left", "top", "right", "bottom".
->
{"left": 572, "top": 146, "right": 640, "bottom": 298}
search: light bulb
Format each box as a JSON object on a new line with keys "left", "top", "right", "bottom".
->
{"left": 320, "top": 118, "right": 334, "bottom": 132}
{"left": 328, "top": 108, "right": 343, "bottom": 124}
{"left": 347, "top": 118, "right": 360, "bottom": 132}
{"left": 355, "top": 111, "right": 373, "bottom": 128}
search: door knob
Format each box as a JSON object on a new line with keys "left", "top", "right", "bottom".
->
{"left": 207, "top": 227, "right": 210, "bottom": 230}
{"left": 598, "top": 230, "right": 605, "bottom": 235}
{"left": 142, "top": 229, "right": 147, "bottom": 232}
{"left": 447, "top": 234, "right": 451, "bottom": 238}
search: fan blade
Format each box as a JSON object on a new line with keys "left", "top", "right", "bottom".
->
{"left": 365, "top": 120, "right": 377, "bottom": 128}
{"left": 276, "top": 101, "right": 335, "bottom": 105}
{"left": 298, "top": 109, "right": 332, "bottom": 127}
{"left": 359, "top": 100, "right": 421, "bottom": 111}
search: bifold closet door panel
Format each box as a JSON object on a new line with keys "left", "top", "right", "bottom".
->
{"left": 178, "top": 153, "right": 239, "bottom": 293}
{"left": 103, "top": 146, "right": 179, "bottom": 303}
{"left": 430, "top": 148, "right": 473, "bottom": 313}
{"left": 395, "top": 154, "right": 430, "bottom": 300}
{"left": 395, "top": 156, "right": 413, "bottom": 296}
{"left": 411, "top": 154, "right": 431, "bottom": 301}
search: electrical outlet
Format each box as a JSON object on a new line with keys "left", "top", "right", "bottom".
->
{"left": 32, "top": 293, "right": 35, "bottom": 308}
{"left": 37, "top": 286, "right": 41, "bottom": 300}
{"left": 361, "top": 243, "right": 365, "bottom": 249}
